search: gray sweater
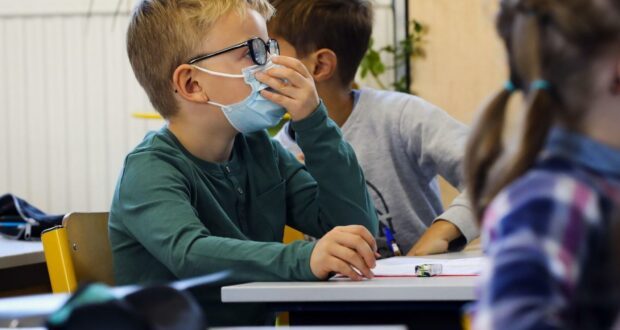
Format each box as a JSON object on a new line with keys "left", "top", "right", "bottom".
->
{"left": 274, "top": 88, "right": 478, "bottom": 252}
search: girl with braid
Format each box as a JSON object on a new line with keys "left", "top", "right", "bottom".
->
{"left": 467, "top": 0, "right": 620, "bottom": 328}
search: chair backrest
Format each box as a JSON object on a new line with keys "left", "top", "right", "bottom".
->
{"left": 42, "top": 212, "right": 114, "bottom": 293}
{"left": 63, "top": 212, "right": 115, "bottom": 286}
{"left": 283, "top": 225, "right": 305, "bottom": 244}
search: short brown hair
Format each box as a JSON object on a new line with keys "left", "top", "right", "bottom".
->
{"left": 268, "top": 0, "right": 373, "bottom": 87}
{"left": 127, "top": 0, "right": 275, "bottom": 118}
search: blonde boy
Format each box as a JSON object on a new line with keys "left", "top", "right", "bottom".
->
{"left": 110, "top": 0, "right": 378, "bottom": 325}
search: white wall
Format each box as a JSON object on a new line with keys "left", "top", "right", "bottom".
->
{"left": 0, "top": 0, "right": 398, "bottom": 214}
{"left": 1, "top": 0, "right": 159, "bottom": 213}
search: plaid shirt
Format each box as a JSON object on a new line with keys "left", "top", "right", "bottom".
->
{"left": 470, "top": 127, "right": 620, "bottom": 330}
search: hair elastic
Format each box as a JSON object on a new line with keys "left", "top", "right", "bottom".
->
{"left": 530, "top": 79, "right": 551, "bottom": 91}
{"left": 504, "top": 81, "right": 516, "bottom": 93}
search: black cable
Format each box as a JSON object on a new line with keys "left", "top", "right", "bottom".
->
{"left": 366, "top": 180, "right": 397, "bottom": 235}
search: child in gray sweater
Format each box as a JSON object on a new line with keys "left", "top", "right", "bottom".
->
{"left": 269, "top": 0, "right": 478, "bottom": 255}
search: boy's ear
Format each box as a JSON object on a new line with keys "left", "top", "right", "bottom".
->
{"left": 307, "top": 48, "right": 338, "bottom": 83}
{"left": 172, "top": 64, "right": 209, "bottom": 103}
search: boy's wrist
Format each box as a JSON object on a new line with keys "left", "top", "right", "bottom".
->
{"left": 433, "top": 206, "right": 479, "bottom": 243}
{"left": 431, "top": 220, "right": 463, "bottom": 242}
{"left": 289, "top": 99, "right": 321, "bottom": 122}
{"left": 301, "top": 241, "right": 321, "bottom": 281}
{"left": 290, "top": 101, "right": 327, "bottom": 133}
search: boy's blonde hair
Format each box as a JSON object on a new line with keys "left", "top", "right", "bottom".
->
{"left": 127, "top": 0, "right": 275, "bottom": 118}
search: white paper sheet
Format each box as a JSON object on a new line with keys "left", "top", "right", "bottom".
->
{"left": 372, "top": 256, "right": 483, "bottom": 277}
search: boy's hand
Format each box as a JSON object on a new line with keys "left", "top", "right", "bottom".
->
{"left": 256, "top": 56, "right": 320, "bottom": 122}
{"left": 310, "top": 225, "right": 378, "bottom": 281}
{"left": 407, "top": 220, "right": 462, "bottom": 256}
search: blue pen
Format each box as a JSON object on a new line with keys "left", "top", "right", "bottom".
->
{"left": 383, "top": 226, "right": 402, "bottom": 256}
{"left": 0, "top": 222, "right": 25, "bottom": 228}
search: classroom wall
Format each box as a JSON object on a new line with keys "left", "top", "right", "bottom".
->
{"left": 0, "top": 0, "right": 508, "bottom": 215}
{"left": 0, "top": 0, "right": 399, "bottom": 214}
{"left": 408, "top": 0, "right": 508, "bottom": 206}
{"left": 0, "top": 1, "right": 157, "bottom": 214}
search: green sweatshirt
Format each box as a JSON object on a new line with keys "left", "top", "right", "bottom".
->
{"left": 109, "top": 104, "right": 378, "bottom": 326}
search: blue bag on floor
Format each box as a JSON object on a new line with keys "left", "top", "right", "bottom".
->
{"left": 0, "top": 193, "right": 64, "bottom": 240}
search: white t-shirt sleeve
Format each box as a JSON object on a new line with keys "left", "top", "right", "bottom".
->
{"left": 272, "top": 122, "right": 303, "bottom": 156}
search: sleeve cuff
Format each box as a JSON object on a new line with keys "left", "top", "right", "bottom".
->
{"left": 433, "top": 204, "right": 479, "bottom": 243}
{"left": 290, "top": 101, "right": 328, "bottom": 133}
{"left": 298, "top": 241, "right": 321, "bottom": 281}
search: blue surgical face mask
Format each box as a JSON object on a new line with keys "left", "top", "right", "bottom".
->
{"left": 192, "top": 60, "right": 286, "bottom": 134}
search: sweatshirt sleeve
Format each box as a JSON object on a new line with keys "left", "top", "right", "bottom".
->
{"left": 398, "top": 96, "right": 478, "bottom": 241}
{"left": 275, "top": 103, "right": 379, "bottom": 238}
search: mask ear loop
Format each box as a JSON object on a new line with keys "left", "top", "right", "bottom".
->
{"left": 190, "top": 65, "right": 247, "bottom": 106}
{"left": 192, "top": 65, "right": 245, "bottom": 78}
{"left": 174, "top": 66, "right": 245, "bottom": 93}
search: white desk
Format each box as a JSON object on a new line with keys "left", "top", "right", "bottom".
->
{"left": 0, "top": 237, "right": 49, "bottom": 295}
{"left": 222, "top": 251, "right": 481, "bottom": 303}
{"left": 0, "top": 237, "right": 44, "bottom": 269}
{"left": 221, "top": 251, "right": 481, "bottom": 328}
{"left": 222, "top": 276, "right": 476, "bottom": 303}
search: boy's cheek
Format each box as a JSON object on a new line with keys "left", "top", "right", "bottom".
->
{"left": 278, "top": 46, "right": 297, "bottom": 58}
{"left": 206, "top": 79, "right": 253, "bottom": 105}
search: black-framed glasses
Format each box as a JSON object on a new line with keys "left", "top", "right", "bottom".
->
{"left": 187, "top": 37, "right": 279, "bottom": 66}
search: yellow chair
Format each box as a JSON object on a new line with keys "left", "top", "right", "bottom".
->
{"left": 282, "top": 226, "right": 305, "bottom": 244}
{"left": 277, "top": 226, "right": 306, "bottom": 326}
{"left": 41, "top": 212, "right": 300, "bottom": 325}
{"left": 41, "top": 212, "right": 115, "bottom": 293}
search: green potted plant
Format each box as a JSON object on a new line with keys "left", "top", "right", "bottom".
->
{"left": 359, "top": 19, "right": 428, "bottom": 94}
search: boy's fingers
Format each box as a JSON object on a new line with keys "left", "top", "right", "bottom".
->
{"left": 256, "top": 70, "right": 308, "bottom": 103}
{"left": 334, "top": 232, "right": 376, "bottom": 269}
{"left": 271, "top": 55, "right": 311, "bottom": 78}
{"left": 256, "top": 72, "right": 295, "bottom": 96}
{"left": 331, "top": 257, "right": 362, "bottom": 281}
{"left": 263, "top": 67, "right": 307, "bottom": 88}
{"left": 260, "top": 89, "right": 294, "bottom": 109}
{"left": 339, "top": 225, "right": 377, "bottom": 253}
{"left": 331, "top": 245, "right": 373, "bottom": 279}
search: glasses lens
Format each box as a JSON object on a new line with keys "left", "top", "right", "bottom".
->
{"left": 269, "top": 39, "right": 280, "bottom": 56}
{"left": 251, "top": 39, "right": 267, "bottom": 65}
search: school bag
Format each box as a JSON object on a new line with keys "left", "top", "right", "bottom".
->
{"left": 0, "top": 193, "right": 64, "bottom": 240}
